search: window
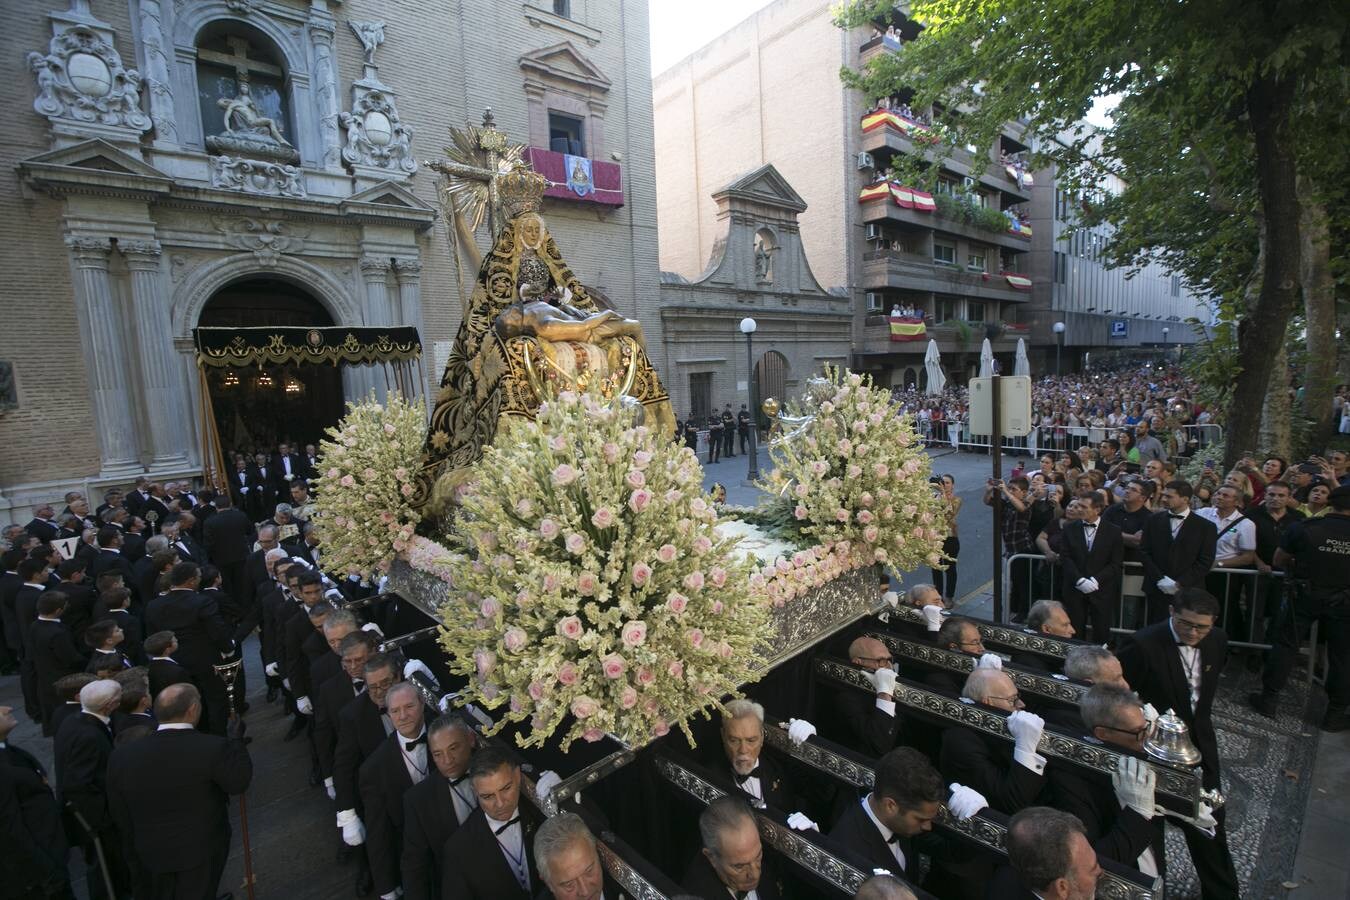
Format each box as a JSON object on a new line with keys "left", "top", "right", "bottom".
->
{"left": 1171, "top": 274, "right": 1181, "bottom": 297}
{"left": 967, "top": 251, "right": 987, "bottom": 272}
{"left": 966, "top": 301, "right": 985, "bottom": 323}
{"left": 553, "top": 0, "right": 571, "bottom": 16}
{"left": 689, "top": 373, "right": 713, "bottom": 420}
{"left": 973, "top": 191, "right": 989, "bottom": 208}
{"left": 933, "top": 242, "right": 956, "bottom": 266}
{"left": 548, "top": 111, "right": 585, "bottom": 156}
{"left": 195, "top": 32, "right": 290, "bottom": 146}
{"left": 937, "top": 298, "right": 958, "bottom": 323}
{"left": 1054, "top": 251, "right": 1067, "bottom": 285}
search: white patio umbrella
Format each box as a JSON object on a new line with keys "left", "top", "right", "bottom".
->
{"left": 978, "top": 337, "right": 995, "bottom": 378}
{"left": 1014, "top": 338, "right": 1031, "bottom": 377}
{"left": 924, "top": 339, "right": 946, "bottom": 395}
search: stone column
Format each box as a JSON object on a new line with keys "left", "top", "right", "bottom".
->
{"left": 307, "top": 14, "right": 342, "bottom": 168}
{"left": 359, "top": 256, "right": 393, "bottom": 401}
{"left": 137, "top": 0, "right": 177, "bottom": 145}
{"left": 67, "top": 236, "right": 141, "bottom": 473}
{"left": 122, "top": 240, "right": 189, "bottom": 466}
{"left": 392, "top": 257, "right": 424, "bottom": 399}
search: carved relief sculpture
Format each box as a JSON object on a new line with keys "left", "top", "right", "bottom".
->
{"left": 214, "top": 217, "right": 308, "bottom": 265}
{"left": 209, "top": 156, "right": 307, "bottom": 198}
{"left": 339, "top": 90, "right": 416, "bottom": 174}
{"left": 27, "top": 26, "right": 151, "bottom": 133}
{"left": 207, "top": 79, "right": 300, "bottom": 163}
{"left": 348, "top": 21, "right": 386, "bottom": 65}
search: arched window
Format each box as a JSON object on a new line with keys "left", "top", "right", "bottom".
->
{"left": 195, "top": 26, "right": 293, "bottom": 150}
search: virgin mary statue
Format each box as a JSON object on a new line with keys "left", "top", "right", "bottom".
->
{"left": 413, "top": 165, "right": 675, "bottom": 517}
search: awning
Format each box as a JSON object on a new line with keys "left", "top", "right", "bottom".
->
{"left": 1003, "top": 273, "right": 1033, "bottom": 291}
{"left": 193, "top": 326, "right": 423, "bottom": 368}
{"left": 888, "top": 316, "right": 927, "bottom": 341}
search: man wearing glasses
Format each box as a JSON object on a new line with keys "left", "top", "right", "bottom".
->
{"left": 1048, "top": 685, "right": 1166, "bottom": 879}
{"left": 938, "top": 668, "right": 1047, "bottom": 815}
{"left": 827, "top": 635, "right": 902, "bottom": 757}
{"left": 1117, "top": 589, "right": 1238, "bottom": 898}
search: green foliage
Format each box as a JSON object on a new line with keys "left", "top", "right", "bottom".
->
{"left": 932, "top": 191, "right": 1011, "bottom": 234}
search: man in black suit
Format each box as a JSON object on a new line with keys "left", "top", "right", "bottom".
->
{"left": 111, "top": 670, "right": 157, "bottom": 742}
{"left": 402, "top": 715, "right": 479, "bottom": 900}
{"left": 317, "top": 631, "right": 378, "bottom": 803}
{"left": 682, "top": 796, "right": 780, "bottom": 900}
{"left": 0, "top": 703, "right": 72, "bottom": 899}
{"left": 228, "top": 458, "right": 260, "bottom": 520}
{"left": 141, "top": 484, "right": 172, "bottom": 532}
{"left": 145, "top": 562, "right": 235, "bottom": 736}
{"left": 441, "top": 746, "right": 544, "bottom": 900}
{"left": 14, "top": 558, "right": 52, "bottom": 723}
{"left": 55, "top": 558, "right": 98, "bottom": 640}
{"left": 280, "top": 570, "right": 326, "bottom": 742}
{"left": 91, "top": 526, "right": 136, "bottom": 596}
{"left": 1117, "top": 588, "right": 1238, "bottom": 898}
{"left": 124, "top": 478, "right": 152, "bottom": 520}
{"left": 94, "top": 587, "right": 144, "bottom": 666}
{"left": 534, "top": 812, "right": 626, "bottom": 900}
{"left": 1, "top": 548, "right": 27, "bottom": 679}
{"left": 119, "top": 515, "right": 147, "bottom": 566}
{"left": 302, "top": 443, "right": 321, "bottom": 481}
{"left": 335, "top": 653, "right": 403, "bottom": 896}
{"left": 940, "top": 668, "right": 1047, "bottom": 815}
{"left": 272, "top": 443, "right": 305, "bottom": 495}
{"left": 165, "top": 517, "right": 206, "bottom": 566}
{"left": 1049, "top": 685, "right": 1166, "bottom": 881}
{"left": 715, "top": 699, "right": 810, "bottom": 818}
{"left": 55, "top": 678, "right": 132, "bottom": 900}
{"left": 29, "top": 592, "right": 86, "bottom": 734}
{"left": 107, "top": 683, "right": 251, "bottom": 900}
{"left": 361, "top": 682, "right": 434, "bottom": 898}
{"left": 251, "top": 453, "right": 279, "bottom": 522}
{"left": 1138, "top": 480, "right": 1218, "bottom": 623}
{"left": 203, "top": 494, "right": 254, "bottom": 607}
{"left": 49, "top": 672, "right": 96, "bottom": 739}
{"left": 1060, "top": 491, "right": 1125, "bottom": 643}
{"left": 830, "top": 746, "right": 975, "bottom": 887}
{"left": 144, "top": 630, "right": 192, "bottom": 699}
{"left": 1000, "top": 807, "right": 1102, "bottom": 900}
{"left": 821, "top": 635, "right": 902, "bottom": 757}
{"left": 24, "top": 503, "right": 60, "bottom": 544}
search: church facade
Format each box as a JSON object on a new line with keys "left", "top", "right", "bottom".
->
{"left": 0, "top": 0, "right": 664, "bottom": 520}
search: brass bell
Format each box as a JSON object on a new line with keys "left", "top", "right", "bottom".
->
{"left": 1143, "top": 708, "right": 1202, "bottom": 766}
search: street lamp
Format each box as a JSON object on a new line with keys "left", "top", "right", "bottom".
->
{"left": 1052, "top": 321, "right": 1066, "bottom": 376}
{"left": 1162, "top": 326, "right": 1170, "bottom": 363}
{"left": 740, "top": 317, "right": 759, "bottom": 482}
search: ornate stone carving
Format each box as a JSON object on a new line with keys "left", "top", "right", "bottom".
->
{"left": 119, "top": 240, "right": 163, "bottom": 267}
{"left": 340, "top": 88, "right": 416, "bottom": 174}
{"left": 206, "top": 80, "right": 300, "bottom": 163}
{"left": 348, "top": 21, "right": 386, "bottom": 65}
{"left": 308, "top": 18, "right": 342, "bottom": 168}
{"left": 27, "top": 26, "right": 151, "bottom": 133}
{"left": 209, "top": 156, "right": 306, "bottom": 198}
{"left": 225, "top": 0, "right": 254, "bottom": 14}
{"left": 213, "top": 217, "right": 308, "bottom": 265}
{"left": 137, "top": 0, "right": 176, "bottom": 143}
{"left": 64, "top": 234, "right": 112, "bottom": 258}
{"left": 392, "top": 257, "right": 422, "bottom": 279}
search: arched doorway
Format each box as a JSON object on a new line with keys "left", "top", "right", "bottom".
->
{"left": 200, "top": 278, "right": 345, "bottom": 459}
{"left": 755, "top": 351, "right": 789, "bottom": 410}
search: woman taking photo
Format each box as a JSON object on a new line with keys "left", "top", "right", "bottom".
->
{"left": 930, "top": 474, "right": 962, "bottom": 603}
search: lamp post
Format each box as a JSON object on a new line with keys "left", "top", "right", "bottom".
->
{"left": 740, "top": 317, "right": 759, "bottom": 482}
{"left": 1161, "top": 326, "right": 1170, "bottom": 365}
{"left": 1052, "top": 321, "right": 1066, "bottom": 376}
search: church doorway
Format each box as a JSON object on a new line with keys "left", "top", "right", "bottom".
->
{"left": 199, "top": 278, "right": 345, "bottom": 460}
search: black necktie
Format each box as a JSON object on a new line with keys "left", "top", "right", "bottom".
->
{"left": 1169, "top": 513, "right": 1185, "bottom": 519}
{"left": 448, "top": 773, "right": 470, "bottom": 787}
{"left": 886, "top": 832, "right": 901, "bottom": 844}
{"left": 352, "top": 679, "right": 364, "bottom": 691}
{"left": 733, "top": 766, "right": 758, "bottom": 786}
{"left": 494, "top": 816, "right": 520, "bottom": 835}
{"left": 734, "top": 892, "right": 749, "bottom": 900}
{"left": 404, "top": 734, "right": 427, "bottom": 751}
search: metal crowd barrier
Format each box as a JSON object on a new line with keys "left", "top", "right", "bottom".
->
{"left": 1000, "top": 553, "right": 1282, "bottom": 650}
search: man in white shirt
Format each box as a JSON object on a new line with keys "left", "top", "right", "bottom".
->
{"left": 359, "top": 682, "right": 431, "bottom": 900}
{"left": 441, "top": 746, "right": 542, "bottom": 899}
{"left": 683, "top": 796, "right": 780, "bottom": 899}
{"left": 1197, "top": 485, "right": 1257, "bottom": 637}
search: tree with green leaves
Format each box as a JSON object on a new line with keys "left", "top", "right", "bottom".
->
{"left": 836, "top": 0, "right": 1347, "bottom": 466}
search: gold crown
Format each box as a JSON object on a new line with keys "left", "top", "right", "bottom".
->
{"left": 499, "top": 165, "right": 548, "bottom": 220}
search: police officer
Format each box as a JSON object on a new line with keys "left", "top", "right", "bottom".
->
{"left": 737, "top": 404, "right": 752, "bottom": 455}
{"left": 707, "top": 412, "right": 723, "bottom": 464}
{"left": 720, "top": 404, "right": 737, "bottom": 458}
{"left": 1249, "top": 483, "right": 1350, "bottom": 732}
{"left": 683, "top": 416, "right": 700, "bottom": 452}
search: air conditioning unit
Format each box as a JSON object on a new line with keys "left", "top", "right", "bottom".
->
{"left": 865, "top": 224, "right": 884, "bottom": 242}
{"left": 962, "top": 175, "right": 976, "bottom": 189}
{"left": 856, "top": 152, "right": 875, "bottom": 171}
{"left": 866, "top": 292, "right": 883, "bottom": 312}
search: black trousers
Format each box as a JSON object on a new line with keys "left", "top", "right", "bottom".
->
{"left": 1063, "top": 589, "right": 1114, "bottom": 645}
{"left": 708, "top": 432, "right": 721, "bottom": 463}
{"left": 1263, "top": 587, "right": 1350, "bottom": 709}
{"left": 738, "top": 427, "right": 749, "bottom": 453}
{"left": 1181, "top": 803, "right": 1240, "bottom": 899}
{"left": 145, "top": 837, "right": 228, "bottom": 900}
{"left": 931, "top": 536, "right": 960, "bottom": 600}
{"left": 722, "top": 427, "right": 735, "bottom": 456}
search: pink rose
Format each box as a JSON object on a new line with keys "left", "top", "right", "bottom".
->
{"left": 811, "top": 460, "right": 829, "bottom": 477}
{"left": 383, "top": 423, "right": 397, "bottom": 434}
{"left": 340, "top": 474, "right": 356, "bottom": 488}
{"left": 847, "top": 464, "right": 862, "bottom": 479}
{"left": 794, "top": 483, "right": 810, "bottom": 499}
{"left": 539, "top": 518, "right": 560, "bottom": 540}
{"left": 652, "top": 720, "right": 670, "bottom": 738}
{"left": 619, "top": 686, "right": 638, "bottom": 709}
{"left": 636, "top": 665, "right": 655, "bottom": 685}
{"left": 691, "top": 498, "right": 709, "bottom": 515}
{"left": 565, "top": 533, "right": 586, "bottom": 555}
{"left": 711, "top": 600, "right": 725, "bottom": 614}
{"left": 557, "top": 616, "right": 583, "bottom": 640}
{"left": 602, "top": 442, "right": 621, "bottom": 464}
{"left": 857, "top": 510, "right": 874, "bottom": 525}
{"left": 479, "top": 597, "right": 500, "bottom": 618}
{"left": 665, "top": 489, "right": 682, "bottom": 504}
{"left": 686, "top": 628, "right": 705, "bottom": 649}
{"left": 632, "top": 450, "right": 653, "bottom": 469}
{"left": 859, "top": 492, "right": 874, "bottom": 507}
{"left": 551, "top": 464, "right": 578, "bottom": 486}
{"left": 601, "top": 655, "right": 626, "bottom": 679}
{"left": 528, "top": 680, "right": 545, "bottom": 700}
{"left": 835, "top": 508, "right": 850, "bottom": 522}
{"left": 631, "top": 562, "right": 652, "bottom": 587}
{"left": 480, "top": 682, "right": 500, "bottom": 700}
{"left": 626, "top": 469, "right": 646, "bottom": 488}
{"left": 718, "top": 641, "right": 734, "bottom": 659}
{"left": 693, "top": 536, "right": 713, "bottom": 556}
{"left": 549, "top": 434, "right": 567, "bottom": 451}
{"left": 583, "top": 728, "right": 606, "bottom": 742}
{"left": 570, "top": 696, "right": 599, "bottom": 719}
{"left": 864, "top": 525, "right": 880, "bottom": 543}
{"left": 873, "top": 463, "right": 889, "bottom": 479}
{"left": 657, "top": 543, "right": 678, "bottom": 564}
{"left": 503, "top": 627, "right": 527, "bottom": 652}
{"left": 709, "top": 567, "right": 728, "bottom": 588}
{"left": 837, "top": 438, "right": 854, "bottom": 456}
{"left": 542, "top": 573, "right": 560, "bottom": 593}
{"left": 591, "top": 507, "right": 616, "bottom": 529}
{"left": 668, "top": 659, "right": 685, "bottom": 678}
{"left": 473, "top": 649, "right": 497, "bottom": 678}
{"left": 576, "top": 572, "right": 599, "bottom": 596}
{"left": 557, "top": 662, "right": 579, "bottom": 685}
{"left": 400, "top": 483, "right": 414, "bottom": 497}
{"left": 515, "top": 498, "right": 534, "bottom": 517}
{"left": 621, "top": 620, "right": 647, "bottom": 647}
{"left": 326, "top": 467, "right": 340, "bottom": 478}
{"left": 683, "top": 570, "right": 705, "bottom": 591}
{"left": 794, "top": 505, "right": 808, "bottom": 519}
{"left": 628, "top": 489, "right": 652, "bottom": 513}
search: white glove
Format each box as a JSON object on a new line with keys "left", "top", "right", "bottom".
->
{"left": 946, "top": 783, "right": 988, "bottom": 820}
{"left": 324, "top": 776, "right": 336, "bottom": 801}
{"left": 297, "top": 695, "right": 313, "bottom": 716}
{"left": 438, "top": 694, "right": 455, "bottom": 714}
{"left": 977, "top": 653, "right": 1004, "bottom": 670}
{"left": 336, "top": 809, "right": 366, "bottom": 846}
{"left": 922, "top": 604, "right": 944, "bottom": 631}
{"left": 403, "top": 659, "right": 439, "bottom": 690}
{"left": 786, "top": 811, "right": 819, "bottom": 831}
{"left": 282, "top": 678, "right": 291, "bottom": 691}
{"left": 1157, "top": 576, "right": 1179, "bottom": 595}
{"left": 787, "top": 718, "right": 817, "bottom": 745}
{"left": 535, "top": 770, "right": 561, "bottom": 804}
{"left": 1142, "top": 703, "right": 1159, "bottom": 725}
{"left": 881, "top": 591, "right": 899, "bottom": 608}
{"left": 1192, "top": 801, "right": 1218, "bottom": 835}
{"left": 361, "top": 622, "right": 385, "bottom": 638}
{"left": 1007, "top": 710, "right": 1045, "bottom": 755}
{"left": 379, "top": 890, "right": 402, "bottom": 900}
{"left": 1111, "top": 756, "right": 1156, "bottom": 819}
{"left": 868, "top": 666, "right": 897, "bottom": 697}
{"left": 1076, "top": 576, "right": 1100, "bottom": 594}
{"left": 265, "top": 662, "right": 279, "bottom": 678}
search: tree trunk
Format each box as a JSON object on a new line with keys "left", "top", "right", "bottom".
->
{"left": 1298, "top": 180, "right": 1337, "bottom": 453}
{"left": 1260, "top": 340, "right": 1291, "bottom": 458}
{"left": 1222, "top": 74, "right": 1302, "bottom": 471}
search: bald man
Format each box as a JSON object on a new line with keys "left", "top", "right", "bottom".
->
{"left": 819, "top": 636, "right": 901, "bottom": 756}
{"left": 938, "top": 669, "right": 1047, "bottom": 815}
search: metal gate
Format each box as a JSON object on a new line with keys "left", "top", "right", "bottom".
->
{"left": 755, "top": 350, "right": 789, "bottom": 406}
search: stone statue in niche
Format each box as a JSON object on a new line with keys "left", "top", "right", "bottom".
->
{"left": 208, "top": 78, "right": 299, "bottom": 163}
{"left": 27, "top": 26, "right": 151, "bottom": 133}
{"left": 339, "top": 89, "right": 416, "bottom": 174}
{"left": 754, "top": 233, "right": 776, "bottom": 282}
{"left": 349, "top": 21, "right": 386, "bottom": 66}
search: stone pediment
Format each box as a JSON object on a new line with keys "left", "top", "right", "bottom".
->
{"left": 339, "top": 180, "right": 437, "bottom": 232}
{"left": 20, "top": 139, "right": 168, "bottom": 178}
{"left": 17, "top": 138, "right": 173, "bottom": 197}
{"left": 519, "top": 41, "right": 611, "bottom": 92}
{"left": 344, "top": 180, "right": 432, "bottom": 210}
{"left": 714, "top": 164, "right": 808, "bottom": 213}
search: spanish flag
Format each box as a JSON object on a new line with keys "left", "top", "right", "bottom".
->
{"left": 891, "top": 184, "right": 915, "bottom": 208}
{"left": 859, "top": 182, "right": 891, "bottom": 203}
{"left": 1004, "top": 273, "right": 1033, "bottom": 291}
{"left": 889, "top": 316, "right": 927, "bottom": 341}
{"left": 910, "top": 189, "right": 936, "bottom": 213}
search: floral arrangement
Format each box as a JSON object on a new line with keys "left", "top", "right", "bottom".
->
{"left": 311, "top": 394, "right": 426, "bottom": 582}
{"left": 438, "top": 390, "right": 767, "bottom": 750}
{"left": 761, "top": 366, "right": 947, "bottom": 576}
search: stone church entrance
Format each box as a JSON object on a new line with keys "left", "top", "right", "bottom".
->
{"left": 199, "top": 278, "right": 346, "bottom": 458}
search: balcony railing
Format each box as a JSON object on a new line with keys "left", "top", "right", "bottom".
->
{"left": 859, "top": 182, "right": 1033, "bottom": 245}
{"left": 522, "top": 147, "right": 624, "bottom": 207}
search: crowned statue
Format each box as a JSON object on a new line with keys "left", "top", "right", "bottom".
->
{"left": 414, "top": 146, "right": 675, "bottom": 519}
